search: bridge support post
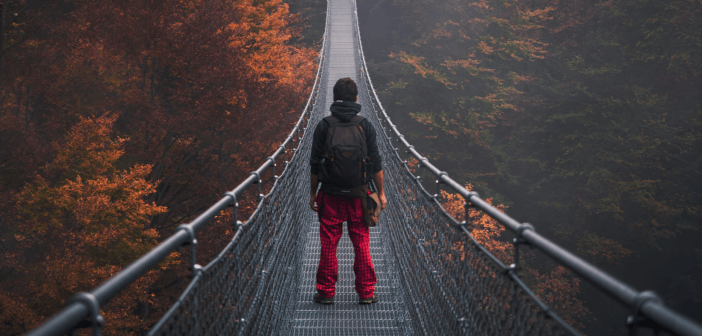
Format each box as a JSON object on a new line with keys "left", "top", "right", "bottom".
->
{"left": 459, "top": 191, "right": 478, "bottom": 229}
{"left": 267, "top": 157, "right": 278, "bottom": 181}
{"left": 416, "top": 158, "right": 431, "bottom": 185}
{"left": 508, "top": 223, "right": 534, "bottom": 333}
{"left": 626, "top": 291, "right": 664, "bottom": 336}
{"left": 416, "top": 158, "right": 426, "bottom": 183}
{"left": 434, "top": 171, "right": 448, "bottom": 200}
{"left": 288, "top": 134, "right": 296, "bottom": 157}
{"left": 225, "top": 191, "right": 244, "bottom": 235}
{"left": 176, "top": 224, "right": 203, "bottom": 278}
{"left": 405, "top": 145, "right": 414, "bottom": 165}
{"left": 249, "top": 171, "right": 264, "bottom": 203}
{"left": 66, "top": 292, "right": 104, "bottom": 336}
{"left": 280, "top": 144, "right": 288, "bottom": 169}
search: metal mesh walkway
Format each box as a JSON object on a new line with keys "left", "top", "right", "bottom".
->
{"left": 290, "top": 213, "right": 412, "bottom": 335}
{"left": 142, "top": 0, "right": 579, "bottom": 334}
{"left": 289, "top": 1, "right": 413, "bottom": 333}
{"left": 27, "top": 0, "right": 702, "bottom": 335}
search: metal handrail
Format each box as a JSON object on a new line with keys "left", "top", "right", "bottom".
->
{"left": 351, "top": 2, "right": 702, "bottom": 335}
{"left": 147, "top": 8, "right": 332, "bottom": 335}
{"left": 26, "top": 1, "right": 702, "bottom": 334}
{"left": 26, "top": 22, "right": 329, "bottom": 336}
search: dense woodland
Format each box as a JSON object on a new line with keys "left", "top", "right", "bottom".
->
{"left": 0, "top": 0, "right": 316, "bottom": 334}
{"left": 357, "top": 0, "right": 702, "bottom": 334}
{"left": 1, "top": 0, "right": 700, "bottom": 334}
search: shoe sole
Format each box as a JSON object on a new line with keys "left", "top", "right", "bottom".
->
{"left": 313, "top": 298, "right": 334, "bottom": 304}
{"left": 359, "top": 299, "right": 378, "bottom": 304}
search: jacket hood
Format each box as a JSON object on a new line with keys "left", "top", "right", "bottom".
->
{"left": 330, "top": 101, "right": 362, "bottom": 122}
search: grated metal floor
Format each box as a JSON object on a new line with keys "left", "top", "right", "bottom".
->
{"left": 288, "top": 1, "right": 412, "bottom": 335}
{"left": 289, "top": 213, "right": 409, "bottom": 335}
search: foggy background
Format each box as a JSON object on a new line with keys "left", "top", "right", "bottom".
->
{"left": 288, "top": 0, "right": 702, "bottom": 334}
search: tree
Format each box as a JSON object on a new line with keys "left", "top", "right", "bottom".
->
{"left": 440, "top": 187, "right": 510, "bottom": 263}
{"left": 360, "top": 0, "right": 702, "bottom": 331}
{"left": 1, "top": 114, "right": 171, "bottom": 333}
{"left": 440, "top": 186, "right": 591, "bottom": 329}
{"left": 0, "top": 0, "right": 318, "bottom": 332}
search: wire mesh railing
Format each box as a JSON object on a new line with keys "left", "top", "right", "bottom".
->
{"left": 350, "top": 0, "right": 702, "bottom": 335}
{"left": 349, "top": 4, "right": 574, "bottom": 336}
{"left": 146, "top": 10, "right": 332, "bottom": 335}
{"left": 26, "top": 8, "right": 330, "bottom": 336}
{"left": 26, "top": 0, "right": 702, "bottom": 335}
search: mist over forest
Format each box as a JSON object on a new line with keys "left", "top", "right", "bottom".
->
{"left": 0, "top": 0, "right": 699, "bottom": 334}
{"left": 287, "top": 0, "right": 702, "bottom": 333}
{"left": 352, "top": 0, "right": 702, "bottom": 334}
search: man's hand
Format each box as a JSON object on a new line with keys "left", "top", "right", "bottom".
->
{"left": 379, "top": 192, "right": 387, "bottom": 210}
{"left": 310, "top": 193, "right": 318, "bottom": 212}
{"left": 373, "top": 170, "right": 386, "bottom": 210}
{"left": 310, "top": 173, "right": 319, "bottom": 212}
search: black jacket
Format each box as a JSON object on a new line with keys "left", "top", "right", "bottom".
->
{"left": 309, "top": 101, "right": 382, "bottom": 177}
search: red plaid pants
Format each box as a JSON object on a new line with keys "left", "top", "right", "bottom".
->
{"left": 315, "top": 192, "right": 377, "bottom": 299}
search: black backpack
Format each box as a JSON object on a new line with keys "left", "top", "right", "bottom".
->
{"left": 319, "top": 115, "right": 371, "bottom": 188}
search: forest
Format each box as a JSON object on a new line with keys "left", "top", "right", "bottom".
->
{"left": 0, "top": 0, "right": 316, "bottom": 334}
{"left": 1, "top": 0, "right": 700, "bottom": 334}
{"left": 356, "top": 0, "right": 702, "bottom": 334}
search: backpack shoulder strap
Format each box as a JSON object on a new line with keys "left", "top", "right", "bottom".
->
{"left": 349, "top": 115, "right": 366, "bottom": 133}
{"left": 324, "top": 115, "right": 340, "bottom": 126}
{"left": 349, "top": 115, "right": 364, "bottom": 125}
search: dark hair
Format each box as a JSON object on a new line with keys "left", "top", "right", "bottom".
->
{"left": 333, "top": 78, "right": 358, "bottom": 102}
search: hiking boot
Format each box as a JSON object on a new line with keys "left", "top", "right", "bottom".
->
{"left": 313, "top": 292, "right": 334, "bottom": 304}
{"left": 359, "top": 294, "right": 379, "bottom": 304}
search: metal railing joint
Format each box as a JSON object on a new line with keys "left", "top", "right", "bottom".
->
{"left": 66, "top": 292, "right": 103, "bottom": 336}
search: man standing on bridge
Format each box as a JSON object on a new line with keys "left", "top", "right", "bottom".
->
{"left": 309, "top": 77, "right": 387, "bottom": 305}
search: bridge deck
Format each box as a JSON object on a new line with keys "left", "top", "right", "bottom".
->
{"left": 289, "top": 1, "right": 412, "bottom": 335}
{"left": 290, "top": 213, "right": 409, "bottom": 335}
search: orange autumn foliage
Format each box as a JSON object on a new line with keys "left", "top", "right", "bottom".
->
{"left": 440, "top": 186, "right": 511, "bottom": 263}
{"left": 1, "top": 0, "right": 316, "bottom": 230}
{"left": 527, "top": 266, "right": 592, "bottom": 330}
{"left": 0, "top": 0, "right": 316, "bottom": 333}
{"left": 1, "top": 115, "right": 174, "bottom": 334}
{"left": 15, "top": 115, "right": 166, "bottom": 263}
{"left": 440, "top": 185, "right": 591, "bottom": 329}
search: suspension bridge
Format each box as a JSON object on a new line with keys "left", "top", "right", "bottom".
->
{"left": 27, "top": 0, "right": 702, "bottom": 335}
